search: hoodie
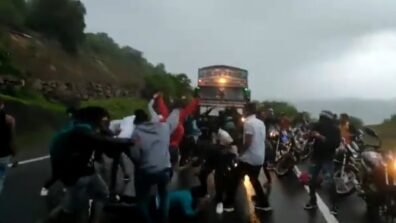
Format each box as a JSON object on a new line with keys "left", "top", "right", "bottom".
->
{"left": 156, "top": 96, "right": 200, "bottom": 148}
{"left": 132, "top": 105, "right": 178, "bottom": 173}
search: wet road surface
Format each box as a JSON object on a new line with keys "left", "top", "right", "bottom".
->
{"left": 0, "top": 154, "right": 375, "bottom": 223}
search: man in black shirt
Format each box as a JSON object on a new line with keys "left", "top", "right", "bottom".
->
{"left": 304, "top": 110, "right": 341, "bottom": 216}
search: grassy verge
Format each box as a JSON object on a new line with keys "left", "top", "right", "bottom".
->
{"left": 1, "top": 93, "right": 147, "bottom": 154}
{"left": 1, "top": 92, "right": 147, "bottom": 120}
{"left": 0, "top": 93, "right": 64, "bottom": 113}
{"left": 372, "top": 122, "right": 396, "bottom": 150}
{"left": 82, "top": 97, "right": 147, "bottom": 119}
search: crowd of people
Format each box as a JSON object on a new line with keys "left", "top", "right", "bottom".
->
{"left": 0, "top": 95, "right": 361, "bottom": 223}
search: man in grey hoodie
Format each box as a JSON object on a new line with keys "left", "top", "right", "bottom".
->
{"left": 132, "top": 99, "right": 178, "bottom": 223}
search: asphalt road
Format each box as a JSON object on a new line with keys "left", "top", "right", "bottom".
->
{"left": 0, "top": 153, "right": 378, "bottom": 223}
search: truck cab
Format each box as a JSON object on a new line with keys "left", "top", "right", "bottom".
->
{"left": 196, "top": 65, "right": 250, "bottom": 115}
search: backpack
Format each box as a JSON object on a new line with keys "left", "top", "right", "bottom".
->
{"left": 49, "top": 122, "right": 93, "bottom": 176}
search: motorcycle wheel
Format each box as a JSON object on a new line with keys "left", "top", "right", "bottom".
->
{"left": 334, "top": 167, "right": 357, "bottom": 196}
{"left": 275, "top": 153, "right": 295, "bottom": 176}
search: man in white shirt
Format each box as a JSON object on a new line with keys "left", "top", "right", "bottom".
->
{"left": 238, "top": 102, "right": 272, "bottom": 211}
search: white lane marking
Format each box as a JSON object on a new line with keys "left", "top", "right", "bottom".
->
{"left": 8, "top": 155, "right": 50, "bottom": 167}
{"left": 293, "top": 166, "right": 339, "bottom": 223}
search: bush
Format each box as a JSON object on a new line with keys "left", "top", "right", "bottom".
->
{"left": 0, "top": 0, "right": 27, "bottom": 30}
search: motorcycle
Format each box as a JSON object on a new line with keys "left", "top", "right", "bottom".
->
{"left": 333, "top": 137, "right": 361, "bottom": 196}
{"left": 355, "top": 127, "right": 396, "bottom": 221}
{"left": 291, "top": 126, "right": 313, "bottom": 161}
{"left": 273, "top": 129, "right": 299, "bottom": 176}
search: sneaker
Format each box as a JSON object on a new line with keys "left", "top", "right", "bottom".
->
{"left": 304, "top": 201, "right": 317, "bottom": 210}
{"left": 216, "top": 202, "right": 224, "bottom": 214}
{"left": 223, "top": 205, "right": 235, "bottom": 213}
{"left": 330, "top": 206, "right": 338, "bottom": 216}
{"left": 40, "top": 188, "right": 49, "bottom": 197}
{"left": 255, "top": 204, "right": 273, "bottom": 212}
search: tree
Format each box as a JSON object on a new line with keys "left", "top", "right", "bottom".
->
{"left": 27, "top": 0, "right": 86, "bottom": 53}
{"left": 0, "top": 0, "right": 27, "bottom": 29}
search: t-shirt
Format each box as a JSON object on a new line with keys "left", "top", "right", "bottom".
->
{"left": 240, "top": 115, "right": 266, "bottom": 166}
{"left": 217, "top": 128, "right": 233, "bottom": 146}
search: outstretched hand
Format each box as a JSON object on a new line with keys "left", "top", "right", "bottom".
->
{"left": 153, "top": 92, "right": 162, "bottom": 99}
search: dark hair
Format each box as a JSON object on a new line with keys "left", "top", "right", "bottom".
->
{"left": 245, "top": 102, "right": 257, "bottom": 115}
{"left": 340, "top": 113, "right": 349, "bottom": 120}
{"left": 134, "top": 109, "right": 149, "bottom": 125}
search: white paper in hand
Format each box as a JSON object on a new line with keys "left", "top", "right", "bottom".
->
{"left": 109, "top": 120, "right": 122, "bottom": 134}
{"left": 117, "top": 115, "right": 136, "bottom": 139}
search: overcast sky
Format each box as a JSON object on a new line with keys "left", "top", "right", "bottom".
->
{"left": 82, "top": 0, "right": 396, "bottom": 100}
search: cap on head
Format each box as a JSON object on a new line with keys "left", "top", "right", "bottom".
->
{"left": 319, "top": 110, "right": 334, "bottom": 121}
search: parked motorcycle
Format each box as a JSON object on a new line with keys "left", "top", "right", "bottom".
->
{"left": 292, "top": 126, "right": 313, "bottom": 161}
{"left": 354, "top": 127, "right": 396, "bottom": 221}
{"left": 273, "top": 130, "right": 299, "bottom": 176}
{"left": 333, "top": 138, "right": 361, "bottom": 196}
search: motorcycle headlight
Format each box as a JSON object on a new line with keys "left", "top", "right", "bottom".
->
{"left": 270, "top": 131, "right": 279, "bottom": 138}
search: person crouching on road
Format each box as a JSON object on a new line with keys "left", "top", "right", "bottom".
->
{"left": 132, "top": 106, "right": 178, "bottom": 223}
{"left": 304, "top": 110, "right": 341, "bottom": 216}
{"left": 43, "top": 106, "right": 133, "bottom": 223}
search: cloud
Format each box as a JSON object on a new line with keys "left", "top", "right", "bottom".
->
{"left": 82, "top": 0, "right": 396, "bottom": 99}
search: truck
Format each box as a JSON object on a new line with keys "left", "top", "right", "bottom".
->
{"left": 197, "top": 65, "right": 251, "bottom": 110}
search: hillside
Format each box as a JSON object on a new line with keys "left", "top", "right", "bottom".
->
{"left": 0, "top": 0, "right": 192, "bottom": 104}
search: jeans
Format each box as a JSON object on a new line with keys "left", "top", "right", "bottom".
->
{"left": 308, "top": 160, "right": 337, "bottom": 207}
{"left": 179, "top": 137, "right": 196, "bottom": 166}
{"left": 110, "top": 151, "right": 135, "bottom": 194}
{"left": 135, "top": 168, "right": 172, "bottom": 223}
{"left": 0, "top": 155, "right": 11, "bottom": 195}
{"left": 237, "top": 162, "right": 270, "bottom": 207}
{"left": 169, "top": 147, "right": 179, "bottom": 169}
{"left": 64, "top": 174, "right": 109, "bottom": 222}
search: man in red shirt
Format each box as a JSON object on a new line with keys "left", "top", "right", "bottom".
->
{"left": 156, "top": 94, "right": 200, "bottom": 168}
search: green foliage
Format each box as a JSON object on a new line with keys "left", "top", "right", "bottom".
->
{"left": 0, "top": 92, "right": 64, "bottom": 112}
{"left": 0, "top": 47, "right": 21, "bottom": 76}
{"left": 0, "top": 0, "right": 27, "bottom": 29}
{"left": 84, "top": 32, "right": 120, "bottom": 56}
{"left": 384, "top": 114, "right": 396, "bottom": 124}
{"left": 259, "top": 101, "right": 299, "bottom": 118}
{"left": 27, "top": 0, "right": 86, "bottom": 53}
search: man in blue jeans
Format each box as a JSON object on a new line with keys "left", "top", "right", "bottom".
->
{"left": 304, "top": 111, "right": 341, "bottom": 216}
{"left": 132, "top": 96, "right": 178, "bottom": 223}
{"left": 0, "top": 100, "right": 16, "bottom": 195}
